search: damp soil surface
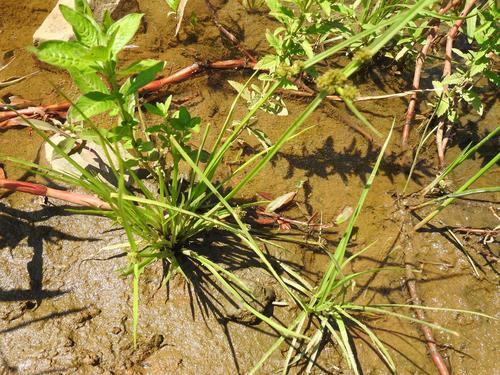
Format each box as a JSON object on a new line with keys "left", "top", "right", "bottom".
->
{"left": 1, "top": 0, "right": 499, "bottom": 374}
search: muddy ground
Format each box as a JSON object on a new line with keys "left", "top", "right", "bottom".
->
{"left": 0, "top": 0, "right": 499, "bottom": 374}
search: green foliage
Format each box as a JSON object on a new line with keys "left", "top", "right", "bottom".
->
{"left": 257, "top": 0, "right": 430, "bottom": 75}
{"left": 29, "top": 0, "right": 308, "bottom": 344}
{"left": 251, "top": 0, "right": 435, "bottom": 137}
{"left": 428, "top": 0, "right": 498, "bottom": 123}
{"left": 32, "top": 0, "right": 148, "bottom": 127}
{"left": 164, "top": 0, "right": 181, "bottom": 12}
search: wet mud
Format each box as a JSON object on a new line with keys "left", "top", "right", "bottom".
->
{"left": 0, "top": 0, "right": 498, "bottom": 374}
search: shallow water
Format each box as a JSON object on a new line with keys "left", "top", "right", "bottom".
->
{"left": 0, "top": 0, "right": 498, "bottom": 374}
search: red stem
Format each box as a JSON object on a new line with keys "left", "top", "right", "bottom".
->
{"left": 402, "top": 0, "right": 455, "bottom": 146}
{"left": 437, "top": 0, "right": 477, "bottom": 166}
{"left": 0, "top": 178, "right": 111, "bottom": 210}
{"left": 0, "top": 60, "right": 258, "bottom": 122}
{"left": 205, "top": 0, "right": 257, "bottom": 63}
{"left": 405, "top": 265, "right": 450, "bottom": 375}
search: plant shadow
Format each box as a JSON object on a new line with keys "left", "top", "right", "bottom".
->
{"left": 0, "top": 203, "right": 99, "bottom": 305}
{"left": 274, "top": 136, "right": 434, "bottom": 185}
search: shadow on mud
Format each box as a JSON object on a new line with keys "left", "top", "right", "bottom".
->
{"left": 276, "top": 137, "right": 434, "bottom": 185}
{"left": 0, "top": 203, "right": 99, "bottom": 304}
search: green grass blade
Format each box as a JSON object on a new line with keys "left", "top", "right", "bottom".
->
{"left": 415, "top": 151, "right": 500, "bottom": 230}
{"left": 338, "top": 308, "right": 396, "bottom": 372}
{"left": 317, "top": 120, "right": 394, "bottom": 304}
{"left": 170, "top": 136, "right": 306, "bottom": 311}
{"left": 422, "top": 125, "right": 499, "bottom": 195}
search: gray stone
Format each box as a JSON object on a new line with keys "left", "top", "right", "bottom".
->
{"left": 223, "top": 279, "right": 276, "bottom": 324}
{"left": 33, "top": 0, "right": 75, "bottom": 45}
{"left": 219, "top": 268, "right": 276, "bottom": 325}
{"left": 33, "top": 0, "right": 140, "bottom": 45}
{"left": 41, "top": 134, "right": 132, "bottom": 186}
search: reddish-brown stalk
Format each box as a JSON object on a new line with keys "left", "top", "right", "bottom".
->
{"left": 0, "top": 178, "right": 111, "bottom": 209}
{"left": 0, "top": 102, "right": 70, "bottom": 123}
{"left": 402, "top": 0, "right": 456, "bottom": 146}
{"left": 205, "top": 0, "right": 257, "bottom": 63}
{"left": 405, "top": 265, "right": 451, "bottom": 375}
{"left": 436, "top": 0, "right": 477, "bottom": 167}
{"left": 0, "top": 60, "right": 256, "bottom": 123}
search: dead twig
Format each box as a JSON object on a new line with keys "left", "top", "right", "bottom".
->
{"left": 453, "top": 227, "right": 499, "bottom": 236}
{"left": 0, "top": 102, "right": 70, "bottom": 123}
{"left": 401, "top": 213, "right": 451, "bottom": 375}
{"left": 254, "top": 207, "right": 333, "bottom": 231}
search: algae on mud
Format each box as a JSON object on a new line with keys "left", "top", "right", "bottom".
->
{"left": 0, "top": 0, "right": 499, "bottom": 374}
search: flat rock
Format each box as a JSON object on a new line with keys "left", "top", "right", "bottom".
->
{"left": 218, "top": 268, "right": 276, "bottom": 325}
{"left": 41, "top": 134, "right": 131, "bottom": 186}
{"left": 33, "top": 0, "right": 140, "bottom": 45}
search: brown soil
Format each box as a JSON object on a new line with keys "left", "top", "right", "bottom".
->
{"left": 0, "top": 0, "right": 498, "bottom": 374}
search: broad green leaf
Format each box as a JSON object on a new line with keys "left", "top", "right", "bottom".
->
{"left": 86, "top": 46, "right": 110, "bottom": 63}
{"left": 319, "top": 0, "right": 331, "bottom": 16}
{"left": 118, "top": 78, "right": 136, "bottom": 113}
{"left": 265, "top": 30, "right": 280, "bottom": 50}
{"left": 435, "top": 98, "right": 449, "bottom": 118}
{"left": 32, "top": 41, "right": 93, "bottom": 72}
{"left": 107, "top": 13, "right": 144, "bottom": 55}
{"left": 442, "top": 73, "right": 463, "bottom": 86}
{"left": 395, "top": 46, "right": 409, "bottom": 61}
{"left": 170, "top": 106, "right": 201, "bottom": 131}
{"left": 144, "top": 103, "right": 165, "bottom": 117}
{"left": 164, "top": 0, "right": 181, "bottom": 11}
{"left": 74, "top": 0, "right": 93, "bottom": 16}
{"left": 301, "top": 40, "right": 314, "bottom": 59}
{"left": 69, "top": 92, "right": 116, "bottom": 121}
{"left": 484, "top": 70, "right": 500, "bottom": 86}
{"left": 462, "top": 89, "right": 483, "bottom": 116}
{"left": 470, "top": 58, "right": 488, "bottom": 77}
{"left": 432, "top": 80, "right": 443, "bottom": 90}
{"left": 255, "top": 54, "right": 278, "bottom": 70}
{"left": 228, "top": 80, "right": 252, "bottom": 101}
{"left": 102, "top": 10, "right": 114, "bottom": 32}
{"left": 126, "top": 61, "right": 165, "bottom": 95}
{"left": 68, "top": 68, "right": 108, "bottom": 93}
{"left": 59, "top": 5, "right": 101, "bottom": 47}
{"left": 158, "top": 95, "right": 173, "bottom": 115}
{"left": 466, "top": 8, "right": 478, "bottom": 42}
{"left": 119, "top": 59, "right": 165, "bottom": 76}
{"left": 447, "top": 108, "right": 458, "bottom": 123}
